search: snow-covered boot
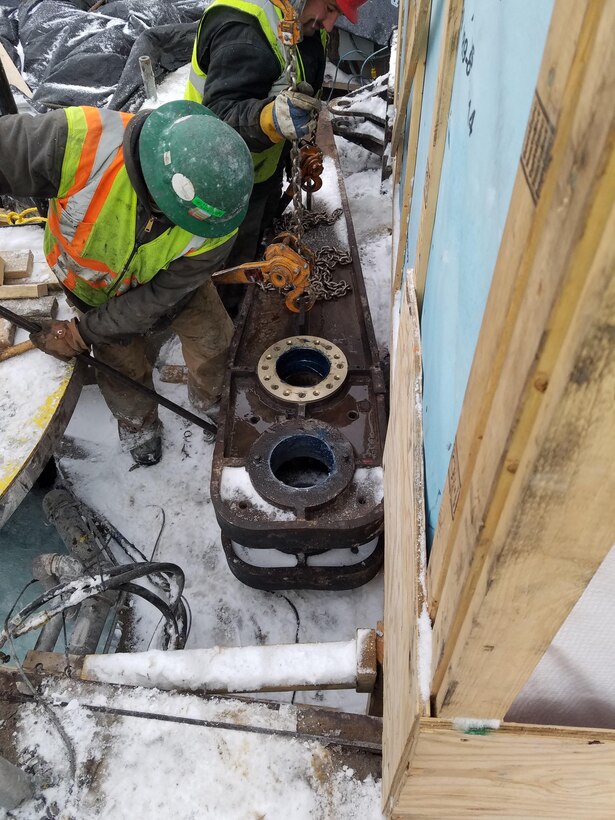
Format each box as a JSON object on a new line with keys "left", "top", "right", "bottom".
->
{"left": 118, "top": 419, "right": 163, "bottom": 466}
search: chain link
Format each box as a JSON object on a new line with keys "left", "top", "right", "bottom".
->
{"left": 274, "top": 207, "right": 344, "bottom": 234}
{"left": 310, "top": 245, "right": 351, "bottom": 301}
{"left": 276, "top": 36, "right": 351, "bottom": 303}
{"left": 284, "top": 44, "right": 304, "bottom": 244}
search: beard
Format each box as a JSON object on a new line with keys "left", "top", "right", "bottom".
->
{"left": 302, "top": 19, "right": 322, "bottom": 36}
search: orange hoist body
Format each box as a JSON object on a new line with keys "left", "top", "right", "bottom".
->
{"left": 270, "top": 0, "right": 303, "bottom": 45}
{"left": 212, "top": 233, "right": 316, "bottom": 313}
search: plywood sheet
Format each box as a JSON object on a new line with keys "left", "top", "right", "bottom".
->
{"left": 394, "top": 720, "right": 615, "bottom": 818}
{"left": 383, "top": 275, "right": 429, "bottom": 810}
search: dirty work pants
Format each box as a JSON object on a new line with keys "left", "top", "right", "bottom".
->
{"left": 93, "top": 279, "right": 234, "bottom": 445}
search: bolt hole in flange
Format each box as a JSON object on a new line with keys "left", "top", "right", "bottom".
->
{"left": 257, "top": 336, "right": 348, "bottom": 404}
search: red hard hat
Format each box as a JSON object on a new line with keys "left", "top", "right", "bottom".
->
{"left": 336, "top": 0, "right": 367, "bottom": 25}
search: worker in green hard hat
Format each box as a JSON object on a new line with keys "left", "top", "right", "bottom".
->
{"left": 0, "top": 100, "right": 254, "bottom": 466}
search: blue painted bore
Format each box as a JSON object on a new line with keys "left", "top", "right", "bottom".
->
{"left": 275, "top": 347, "right": 331, "bottom": 387}
{"left": 270, "top": 435, "right": 335, "bottom": 488}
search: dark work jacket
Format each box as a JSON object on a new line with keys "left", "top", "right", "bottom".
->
{"left": 196, "top": 7, "right": 326, "bottom": 168}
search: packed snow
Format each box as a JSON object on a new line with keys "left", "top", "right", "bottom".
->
{"left": 9, "top": 680, "right": 382, "bottom": 820}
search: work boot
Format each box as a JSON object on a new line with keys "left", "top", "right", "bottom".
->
{"left": 130, "top": 431, "right": 162, "bottom": 466}
{"left": 118, "top": 418, "right": 163, "bottom": 467}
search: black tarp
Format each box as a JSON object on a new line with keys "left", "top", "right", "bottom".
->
{"left": 0, "top": 0, "right": 395, "bottom": 112}
{"left": 1, "top": 0, "right": 203, "bottom": 111}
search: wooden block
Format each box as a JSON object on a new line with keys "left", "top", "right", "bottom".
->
{"left": 0, "top": 340, "right": 35, "bottom": 362}
{"left": 0, "top": 42, "right": 32, "bottom": 98}
{"left": 383, "top": 274, "right": 429, "bottom": 810}
{"left": 0, "top": 250, "right": 34, "bottom": 280}
{"left": 0, "top": 256, "right": 4, "bottom": 285}
{"left": 0, "top": 295, "right": 58, "bottom": 320}
{"left": 0, "top": 283, "right": 47, "bottom": 299}
{"left": 0, "top": 318, "right": 15, "bottom": 351}
{"left": 356, "top": 629, "right": 378, "bottom": 693}
{"left": 367, "top": 620, "right": 384, "bottom": 718}
{"left": 413, "top": 0, "right": 464, "bottom": 306}
{"left": 428, "top": 0, "right": 615, "bottom": 719}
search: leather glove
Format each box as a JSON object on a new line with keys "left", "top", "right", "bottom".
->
{"left": 261, "top": 84, "right": 321, "bottom": 143}
{"left": 30, "top": 318, "right": 88, "bottom": 362}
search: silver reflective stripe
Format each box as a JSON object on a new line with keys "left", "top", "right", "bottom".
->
{"left": 53, "top": 250, "right": 113, "bottom": 288}
{"left": 177, "top": 236, "right": 207, "bottom": 256}
{"left": 188, "top": 66, "right": 205, "bottom": 100}
{"left": 256, "top": 0, "right": 285, "bottom": 61}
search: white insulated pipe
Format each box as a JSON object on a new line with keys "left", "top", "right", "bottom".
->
{"left": 81, "top": 629, "right": 376, "bottom": 694}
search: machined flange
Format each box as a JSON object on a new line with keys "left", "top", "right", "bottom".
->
{"left": 246, "top": 419, "right": 355, "bottom": 512}
{"left": 257, "top": 335, "right": 348, "bottom": 404}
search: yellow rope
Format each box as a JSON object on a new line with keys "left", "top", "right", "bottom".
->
{"left": 0, "top": 207, "right": 47, "bottom": 225}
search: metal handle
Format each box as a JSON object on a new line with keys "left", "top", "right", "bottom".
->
{"left": 0, "top": 304, "right": 217, "bottom": 436}
{"left": 139, "top": 56, "right": 158, "bottom": 105}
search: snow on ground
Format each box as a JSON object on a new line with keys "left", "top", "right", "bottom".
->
{"left": 9, "top": 681, "right": 381, "bottom": 820}
{"left": 0, "top": 67, "right": 391, "bottom": 818}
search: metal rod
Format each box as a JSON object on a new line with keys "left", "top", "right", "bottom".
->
{"left": 0, "top": 694, "right": 382, "bottom": 755}
{"left": 0, "top": 304, "right": 217, "bottom": 435}
{"left": 139, "top": 56, "right": 158, "bottom": 105}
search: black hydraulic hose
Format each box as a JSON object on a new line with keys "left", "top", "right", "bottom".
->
{"left": 118, "top": 582, "right": 180, "bottom": 649}
{"left": 0, "top": 562, "right": 186, "bottom": 644}
{"left": 0, "top": 563, "right": 188, "bottom": 652}
{"left": 0, "top": 304, "right": 217, "bottom": 435}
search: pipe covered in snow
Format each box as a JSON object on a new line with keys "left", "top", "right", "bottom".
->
{"left": 81, "top": 629, "right": 377, "bottom": 694}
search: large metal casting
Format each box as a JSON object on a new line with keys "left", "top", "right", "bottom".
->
{"left": 210, "top": 113, "right": 387, "bottom": 590}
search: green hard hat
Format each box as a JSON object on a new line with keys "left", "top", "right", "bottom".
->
{"left": 139, "top": 100, "right": 253, "bottom": 238}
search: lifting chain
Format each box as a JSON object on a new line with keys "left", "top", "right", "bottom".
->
{"left": 257, "top": 242, "right": 351, "bottom": 302}
{"left": 275, "top": 206, "right": 344, "bottom": 233}
{"left": 268, "top": 207, "right": 352, "bottom": 301}
{"left": 279, "top": 23, "right": 351, "bottom": 303}
{"left": 284, "top": 42, "right": 304, "bottom": 245}
{"left": 310, "top": 245, "right": 352, "bottom": 301}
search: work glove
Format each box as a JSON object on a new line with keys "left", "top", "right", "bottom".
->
{"left": 261, "top": 84, "right": 321, "bottom": 143}
{"left": 30, "top": 318, "right": 88, "bottom": 362}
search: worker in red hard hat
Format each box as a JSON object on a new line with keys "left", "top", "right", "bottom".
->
{"left": 185, "top": 0, "right": 368, "bottom": 299}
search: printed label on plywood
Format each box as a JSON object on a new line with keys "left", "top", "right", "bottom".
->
{"left": 521, "top": 92, "right": 555, "bottom": 204}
